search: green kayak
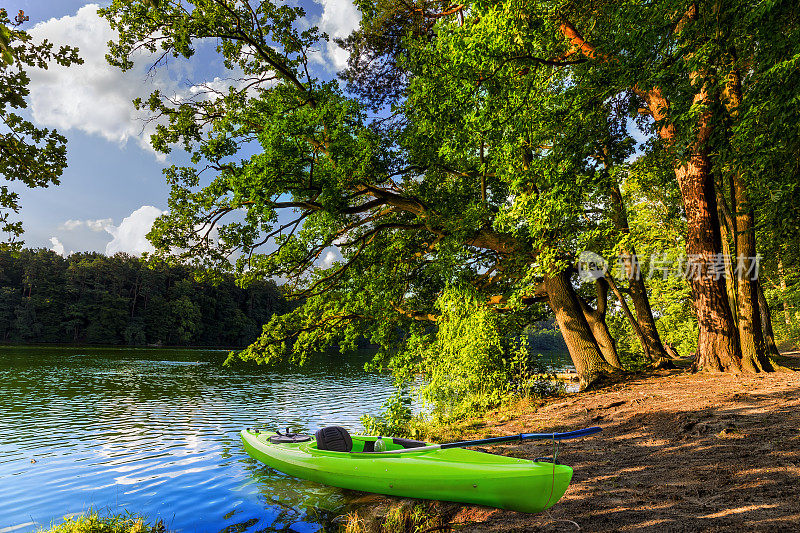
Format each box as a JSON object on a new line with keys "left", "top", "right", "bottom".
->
{"left": 240, "top": 428, "right": 574, "bottom": 513}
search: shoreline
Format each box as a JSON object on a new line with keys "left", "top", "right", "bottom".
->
{"left": 344, "top": 363, "right": 800, "bottom": 532}
{"left": 23, "top": 352, "right": 800, "bottom": 532}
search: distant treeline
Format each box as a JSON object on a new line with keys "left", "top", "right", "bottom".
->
{"left": 0, "top": 249, "right": 289, "bottom": 346}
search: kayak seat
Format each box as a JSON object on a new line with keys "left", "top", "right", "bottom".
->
{"left": 315, "top": 426, "right": 353, "bottom": 452}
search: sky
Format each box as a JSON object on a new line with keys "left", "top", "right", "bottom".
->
{"left": 4, "top": 0, "right": 360, "bottom": 257}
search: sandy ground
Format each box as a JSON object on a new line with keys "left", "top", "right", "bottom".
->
{"left": 445, "top": 368, "right": 800, "bottom": 532}
{"left": 346, "top": 361, "right": 800, "bottom": 532}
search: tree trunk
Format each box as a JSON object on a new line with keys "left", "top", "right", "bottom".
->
{"left": 643, "top": 84, "right": 744, "bottom": 373}
{"left": 720, "top": 63, "right": 774, "bottom": 372}
{"left": 679, "top": 154, "right": 743, "bottom": 372}
{"left": 607, "top": 181, "right": 670, "bottom": 365}
{"left": 578, "top": 278, "right": 622, "bottom": 369}
{"left": 732, "top": 174, "right": 772, "bottom": 371}
{"left": 545, "top": 270, "right": 619, "bottom": 389}
{"left": 716, "top": 179, "right": 738, "bottom": 322}
{"left": 757, "top": 279, "right": 781, "bottom": 358}
{"left": 606, "top": 274, "right": 674, "bottom": 368}
{"left": 626, "top": 261, "right": 671, "bottom": 364}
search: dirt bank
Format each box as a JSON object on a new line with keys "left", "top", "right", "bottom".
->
{"left": 347, "top": 367, "right": 800, "bottom": 532}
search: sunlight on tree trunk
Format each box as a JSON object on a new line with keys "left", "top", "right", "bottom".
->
{"left": 546, "top": 271, "right": 619, "bottom": 389}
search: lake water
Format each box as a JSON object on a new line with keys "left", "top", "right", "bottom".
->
{"left": 0, "top": 345, "right": 572, "bottom": 533}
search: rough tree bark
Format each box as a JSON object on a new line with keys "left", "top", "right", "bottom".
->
{"left": 716, "top": 178, "right": 739, "bottom": 322}
{"left": 578, "top": 278, "right": 623, "bottom": 369}
{"left": 605, "top": 274, "right": 669, "bottom": 363}
{"left": 641, "top": 79, "right": 744, "bottom": 372}
{"left": 719, "top": 64, "right": 777, "bottom": 371}
{"left": 731, "top": 173, "right": 773, "bottom": 371}
{"left": 545, "top": 270, "right": 620, "bottom": 389}
{"left": 757, "top": 280, "right": 781, "bottom": 358}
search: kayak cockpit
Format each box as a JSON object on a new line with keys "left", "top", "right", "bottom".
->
{"left": 312, "top": 425, "right": 427, "bottom": 453}
{"left": 309, "top": 435, "right": 428, "bottom": 453}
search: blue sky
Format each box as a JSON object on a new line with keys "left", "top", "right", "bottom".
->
{"left": 4, "top": 0, "right": 358, "bottom": 257}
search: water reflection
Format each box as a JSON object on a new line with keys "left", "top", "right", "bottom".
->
{"left": 0, "top": 346, "right": 391, "bottom": 533}
{"left": 0, "top": 345, "right": 572, "bottom": 533}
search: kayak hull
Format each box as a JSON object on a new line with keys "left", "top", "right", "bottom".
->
{"left": 241, "top": 429, "right": 573, "bottom": 513}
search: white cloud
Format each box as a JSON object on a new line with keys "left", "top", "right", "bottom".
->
{"left": 60, "top": 220, "right": 83, "bottom": 231}
{"left": 25, "top": 5, "right": 221, "bottom": 156}
{"left": 27, "top": 5, "right": 161, "bottom": 152}
{"left": 87, "top": 218, "right": 114, "bottom": 231}
{"left": 315, "top": 0, "right": 361, "bottom": 71}
{"left": 49, "top": 236, "right": 68, "bottom": 257}
{"left": 60, "top": 218, "right": 114, "bottom": 232}
{"left": 319, "top": 247, "right": 342, "bottom": 269}
{"left": 105, "top": 205, "right": 164, "bottom": 256}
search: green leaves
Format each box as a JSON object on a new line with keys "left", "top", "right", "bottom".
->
{"left": 0, "top": 8, "right": 82, "bottom": 248}
{"left": 374, "top": 284, "right": 534, "bottom": 422}
{"left": 102, "top": 1, "right": 800, "bottom": 387}
{"left": 0, "top": 24, "right": 14, "bottom": 65}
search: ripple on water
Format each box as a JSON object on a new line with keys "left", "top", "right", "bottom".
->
{"left": 0, "top": 346, "right": 395, "bottom": 533}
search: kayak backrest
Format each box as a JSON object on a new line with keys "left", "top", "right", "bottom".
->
{"left": 315, "top": 426, "right": 353, "bottom": 452}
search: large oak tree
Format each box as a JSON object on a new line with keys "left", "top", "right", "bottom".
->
{"left": 102, "top": 0, "right": 798, "bottom": 388}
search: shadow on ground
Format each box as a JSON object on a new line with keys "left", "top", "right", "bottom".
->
{"left": 395, "top": 371, "right": 800, "bottom": 533}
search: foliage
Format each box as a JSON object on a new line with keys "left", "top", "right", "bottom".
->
{"left": 99, "top": 1, "right": 800, "bottom": 393}
{"left": 0, "top": 9, "right": 82, "bottom": 249}
{"left": 606, "top": 312, "right": 649, "bottom": 372}
{"left": 380, "top": 503, "right": 442, "bottom": 533}
{"left": 362, "top": 285, "right": 563, "bottom": 435}
{"left": 38, "top": 510, "right": 160, "bottom": 533}
{"left": 360, "top": 391, "right": 415, "bottom": 441}
{"left": 767, "top": 267, "right": 800, "bottom": 352}
{"left": 0, "top": 248, "right": 288, "bottom": 346}
{"left": 404, "top": 286, "right": 533, "bottom": 420}
{"left": 99, "top": 0, "right": 592, "bottom": 378}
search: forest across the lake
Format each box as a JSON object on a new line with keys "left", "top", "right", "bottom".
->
{"left": 0, "top": 248, "right": 289, "bottom": 346}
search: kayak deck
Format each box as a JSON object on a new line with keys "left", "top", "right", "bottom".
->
{"left": 241, "top": 429, "right": 573, "bottom": 513}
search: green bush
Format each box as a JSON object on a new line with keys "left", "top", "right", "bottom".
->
{"left": 39, "top": 510, "right": 163, "bottom": 533}
{"left": 363, "top": 285, "right": 562, "bottom": 436}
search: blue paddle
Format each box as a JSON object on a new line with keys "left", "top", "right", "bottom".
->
{"left": 371, "top": 426, "right": 602, "bottom": 454}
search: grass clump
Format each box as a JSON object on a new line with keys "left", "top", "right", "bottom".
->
{"left": 39, "top": 510, "right": 164, "bottom": 533}
{"left": 340, "top": 502, "right": 443, "bottom": 533}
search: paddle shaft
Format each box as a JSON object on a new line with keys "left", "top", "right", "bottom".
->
{"left": 370, "top": 426, "right": 602, "bottom": 454}
{"left": 440, "top": 426, "right": 602, "bottom": 449}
